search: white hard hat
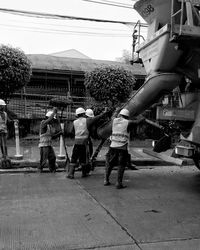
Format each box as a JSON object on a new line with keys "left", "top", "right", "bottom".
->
{"left": 119, "top": 108, "right": 129, "bottom": 117}
{"left": 0, "top": 99, "right": 6, "bottom": 106}
{"left": 85, "top": 108, "right": 94, "bottom": 118}
{"left": 46, "top": 110, "right": 55, "bottom": 118}
{"left": 75, "top": 107, "right": 85, "bottom": 116}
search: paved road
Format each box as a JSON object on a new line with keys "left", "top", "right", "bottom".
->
{"left": 0, "top": 165, "right": 200, "bottom": 249}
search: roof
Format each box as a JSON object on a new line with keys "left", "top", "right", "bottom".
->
{"left": 49, "top": 49, "right": 91, "bottom": 59}
{"left": 27, "top": 54, "right": 146, "bottom": 77}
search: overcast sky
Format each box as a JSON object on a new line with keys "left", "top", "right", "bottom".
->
{"left": 0, "top": 0, "right": 147, "bottom": 61}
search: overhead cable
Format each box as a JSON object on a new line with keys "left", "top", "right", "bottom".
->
{"left": 1, "top": 18, "right": 132, "bottom": 32}
{"left": 0, "top": 23, "right": 134, "bottom": 37}
{"left": 0, "top": 7, "right": 148, "bottom": 27}
{"left": 82, "top": 0, "right": 133, "bottom": 9}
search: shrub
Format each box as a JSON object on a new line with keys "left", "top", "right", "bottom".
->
{"left": 84, "top": 66, "right": 136, "bottom": 113}
{"left": 0, "top": 45, "right": 32, "bottom": 101}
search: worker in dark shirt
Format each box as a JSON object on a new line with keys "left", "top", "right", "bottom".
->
{"left": 104, "top": 108, "right": 144, "bottom": 189}
{"left": 67, "top": 107, "right": 109, "bottom": 179}
{"left": 38, "top": 107, "right": 62, "bottom": 173}
{"left": 85, "top": 108, "right": 95, "bottom": 158}
{"left": 0, "top": 99, "right": 9, "bottom": 158}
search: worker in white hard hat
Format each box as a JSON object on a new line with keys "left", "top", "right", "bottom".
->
{"left": 38, "top": 107, "right": 61, "bottom": 173}
{"left": 85, "top": 108, "right": 94, "bottom": 156}
{"left": 85, "top": 108, "right": 96, "bottom": 173}
{"left": 104, "top": 108, "right": 144, "bottom": 189}
{"left": 67, "top": 106, "right": 109, "bottom": 179}
{"left": 85, "top": 109, "right": 94, "bottom": 118}
{"left": 0, "top": 99, "right": 9, "bottom": 158}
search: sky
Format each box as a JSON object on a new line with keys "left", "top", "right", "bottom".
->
{"left": 0, "top": 0, "right": 147, "bottom": 61}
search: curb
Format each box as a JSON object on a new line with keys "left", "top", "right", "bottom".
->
{"left": 0, "top": 158, "right": 194, "bottom": 174}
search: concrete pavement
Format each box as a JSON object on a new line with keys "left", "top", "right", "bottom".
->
{"left": 1, "top": 166, "right": 200, "bottom": 249}
{"left": 0, "top": 171, "right": 139, "bottom": 250}
{"left": 78, "top": 166, "right": 200, "bottom": 250}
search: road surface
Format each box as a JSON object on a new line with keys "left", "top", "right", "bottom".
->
{"left": 0, "top": 165, "right": 200, "bottom": 249}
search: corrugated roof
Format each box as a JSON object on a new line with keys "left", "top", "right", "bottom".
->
{"left": 27, "top": 54, "right": 146, "bottom": 77}
{"left": 49, "top": 49, "right": 91, "bottom": 59}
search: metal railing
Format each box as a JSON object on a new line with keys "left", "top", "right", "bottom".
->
{"left": 7, "top": 93, "right": 94, "bottom": 120}
{"left": 170, "top": 0, "right": 185, "bottom": 38}
{"left": 170, "top": 0, "right": 200, "bottom": 39}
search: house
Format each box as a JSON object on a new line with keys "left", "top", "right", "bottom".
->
{"left": 50, "top": 49, "right": 91, "bottom": 59}
{"left": 7, "top": 53, "right": 146, "bottom": 126}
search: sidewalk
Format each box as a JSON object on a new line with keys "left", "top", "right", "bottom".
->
{"left": 6, "top": 145, "right": 162, "bottom": 169}
{"left": 0, "top": 138, "right": 194, "bottom": 172}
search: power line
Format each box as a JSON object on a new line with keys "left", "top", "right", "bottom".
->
{"left": 82, "top": 0, "right": 133, "bottom": 9}
{"left": 0, "top": 17, "right": 134, "bottom": 32}
{"left": 0, "top": 23, "right": 133, "bottom": 37}
{"left": 97, "top": 0, "right": 135, "bottom": 5}
{"left": 0, "top": 7, "right": 148, "bottom": 27}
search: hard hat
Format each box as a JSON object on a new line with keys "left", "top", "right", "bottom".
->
{"left": 119, "top": 108, "right": 129, "bottom": 117}
{"left": 0, "top": 99, "right": 6, "bottom": 106}
{"left": 46, "top": 110, "right": 56, "bottom": 118}
{"left": 85, "top": 108, "right": 94, "bottom": 118}
{"left": 75, "top": 107, "right": 85, "bottom": 116}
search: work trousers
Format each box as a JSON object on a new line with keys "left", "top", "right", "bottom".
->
{"left": 71, "top": 144, "right": 91, "bottom": 177}
{"left": 105, "top": 147, "right": 128, "bottom": 186}
{"left": 0, "top": 133, "right": 7, "bottom": 157}
{"left": 88, "top": 137, "right": 93, "bottom": 157}
{"left": 39, "top": 146, "right": 56, "bottom": 172}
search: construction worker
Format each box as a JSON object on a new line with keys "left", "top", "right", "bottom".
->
{"left": 0, "top": 99, "right": 9, "bottom": 158}
{"left": 85, "top": 108, "right": 94, "bottom": 158}
{"left": 67, "top": 107, "right": 109, "bottom": 179}
{"left": 104, "top": 108, "right": 144, "bottom": 189}
{"left": 38, "top": 107, "right": 61, "bottom": 173}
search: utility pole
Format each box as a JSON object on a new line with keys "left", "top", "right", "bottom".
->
{"left": 130, "top": 20, "right": 145, "bottom": 65}
{"left": 131, "top": 29, "right": 138, "bottom": 64}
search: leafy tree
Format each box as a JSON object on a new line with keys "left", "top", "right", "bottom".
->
{"left": 0, "top": 45, "right": 32, "bottom": 101}
{"left": 116, "top": 49, "right": 132, "bottom": 64}
{"left": 84, "top": 66, "right": 136, "bottom": 114}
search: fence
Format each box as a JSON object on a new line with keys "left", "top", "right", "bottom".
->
{"left": 7, "top": 93, "right": 94, "bottom": 120}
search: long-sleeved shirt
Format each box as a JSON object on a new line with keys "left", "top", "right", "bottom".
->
{"left": 71, "top": 112, "right": 108, "bottom": 144}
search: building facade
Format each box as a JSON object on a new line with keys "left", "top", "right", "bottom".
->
{"left": 8, "top": 54, "right": 146, "bottom": 120}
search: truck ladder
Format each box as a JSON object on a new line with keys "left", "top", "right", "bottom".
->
{"left": 170, "top": 0, "right": 200, "bottom": 41}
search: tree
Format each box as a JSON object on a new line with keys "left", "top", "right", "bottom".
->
{"left": 0, "top": 45, "right": 32, "bottom": 101}
{"left": 84, "top": 65, "right": 136, "bottom": 114}
{"left": 116, "top": 49, "right": 132, "bottom": 64}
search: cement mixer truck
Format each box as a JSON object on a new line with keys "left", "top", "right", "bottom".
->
{"left": 97, "top": 0, "right": 200, "bottom": 168}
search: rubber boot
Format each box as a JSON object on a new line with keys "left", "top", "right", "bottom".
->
{"left": 67, "top": 163, "right": 76, "bottom": 179}
{"left": 49, "top": 163, "right": 57, "bottom": 173}
{"left": 127, "top": 153, "right": 138, "bottom": 170}
{"left": 86, "top": 163, "right": 91, "bottom": 176}
{"left": 116, "top": 165, "right": 126, "bottom": 189}
{"left": 82, "top": 164, "right": 89, "bottom": 177}
{"left": 104, "top": 162, "right": 112, "bottom": 186}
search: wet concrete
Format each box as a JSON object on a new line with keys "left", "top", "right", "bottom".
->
{"left": 4, "top": 144, "right": 192, "bottom": 172}
{"left": 7, "top": 145, "right": 157, "bottom": 162}
{"left": 1, "top": 145, "right": 164, "bottom": 173}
